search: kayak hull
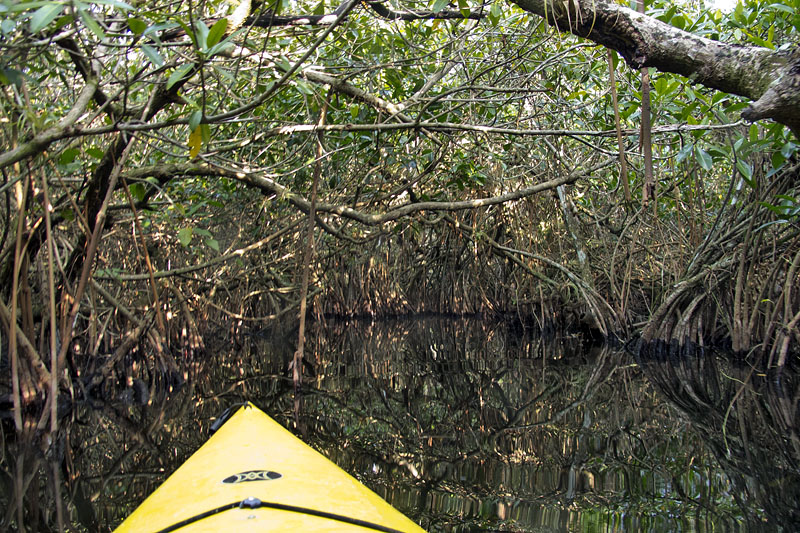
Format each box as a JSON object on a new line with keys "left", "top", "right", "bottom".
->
{"left": 114, "top": 403, "right": 426, "bottom": 532}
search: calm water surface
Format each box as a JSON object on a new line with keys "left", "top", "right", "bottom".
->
{"left": 2, "top": 316, "right": 798, "bottom": 531}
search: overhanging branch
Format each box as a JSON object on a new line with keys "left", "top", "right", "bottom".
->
{"left": 509, "top": 0, "right": 800, "bottom": 132}
{"left": 0, "top": 79, "right": 97, "bottom": 171}
{"left": 123, "top": 157, "right": 613, "bottom": 226}
{"left": 246, "top": 0, "right": 483, "bottom": 27}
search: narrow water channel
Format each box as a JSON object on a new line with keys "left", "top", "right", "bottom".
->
{"left": 2, "top": 316, "right": 798, "bottom": 531}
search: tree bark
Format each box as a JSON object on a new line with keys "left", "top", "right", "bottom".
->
{"left": 511, "top": 0, "right": 800, "bottom": 134}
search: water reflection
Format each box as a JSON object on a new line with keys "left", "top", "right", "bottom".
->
{"left": 297, "top": 318, "right": 746, "bottom": 532}
{"left": 1, "top": 316, "right": 796, "bottom": 531}
{"left": 636, "top": 347, "right": 800, "bottom": 531}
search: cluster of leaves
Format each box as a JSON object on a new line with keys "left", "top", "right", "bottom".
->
{"left": 0, "top": 0, "right": 797, "bottom": 324}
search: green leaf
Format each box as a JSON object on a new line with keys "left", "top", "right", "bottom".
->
{"left": 167, "top": 63, "right": 194, "bottom": 89}
{"left": 0, "top": 67, "right": 23, "bottom": 88}
{"left": 769, "top": 3, "right": 795, "bottom": 14}
{"left": 759, "top": 201, "right": 793, "bottom": 219}
{"left": 771, "top": 151, "right": 786, "bottom": 170}
{"left": 780, "top": 142, "right": 797, "bottom": 159}
{"left": 774, "top": 194, "right": 797, "bottom": 202}
{"left": 8, "top": 2, "right": 58, "bottom": 13}
{"left": 127, "top": 17, "right": 146, "bottom": 34}
{"left": 87, "top": 147, "right": 105, "bottom": 159}
{"left": 78, "top": 7, "right": 106, "bottom": 39}
{"left": 744, "top": 30, "right": 774, "bottom": 49}
{"left": 207, "top": 18, "right": 228, "bottom": 48}
{"left": 30, "top": 3, "right": 65, "bottom": 33}
{"left": 59, "top": 147, "right": 80, "bottom": 165}
{"left": 384, "top": 69, "right": 403, "bottom": 95}
{"left": 141, "top": 44, "right": 164, "bottom": 66}
{"left": 2, "top": 18, "right": 17, "bottom": 34}
{"left": 195, "top": 19, "right": 209, "bottom": 50}
{"left": 749, "top": 123, "right": 760, "bottom": 142}
{"left": 431, "top": 0, "right": 449, "bottom": 13}
{"left": 676, "top": 143, "right": 693, "bottom": 163}
{"left": 143, "top": 21, "right": 177, "bottom": 40}
{"left": 178, "top": 227, "right": 193, "bottom": 247}
{"left": 275, "top": 56, "right": 291, "bottom": 72}
{"left": 457, "top": 0, "right": 470, "bottom": 18}
{"left": 187, "top": 201, "right": 207, "bottom": 217}
{"left": 206, "top": 40, "right": 233, "bottom": 58}
{"left": 94, "top": 268, "right": 124, "bottom": 278}
{"left": 175, "top": 19, "right": 197, "bottom": 47}
{"left": 695, "top": 147, "right": 713, "bottom": 171}
{"left": 736, "top": 160, "right": 753, "bottom": 183}
{"left": 206, "top": 238, "right": 219, "bottom": 252}
{"left": 189, "top": 109, "right": 202, "bottom": 132}
{"left": 295, "top": 80, "right": 315, "bottom": 95}
{"left": 54, "top": 13, "right": 73, "bottom": 30}
{"left": 130, "top": 182, "right": 145, "bottom": 202}
{"left": 488, "top": 1, "right": 502, "bottom": 25}
{"left": 267, "top": 0, "right": 283, "bottom": 15}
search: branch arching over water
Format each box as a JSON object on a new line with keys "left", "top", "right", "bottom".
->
{"left": 123, "top": 158, "right": 612, "bottom": 226}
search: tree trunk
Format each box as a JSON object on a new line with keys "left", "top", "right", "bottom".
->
{"left": 511, "top": 0, "right": 800, "bottom": 134}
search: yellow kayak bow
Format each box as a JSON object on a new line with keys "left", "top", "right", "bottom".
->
{"left": 114, "top": 403, "right": 426, "bottom": 532}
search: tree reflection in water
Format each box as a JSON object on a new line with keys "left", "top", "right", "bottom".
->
{"left": 1, "top": 316, "right": 796, "bottom": 531}
{"left": 636, "top": 346, "right": 800, "bottom": 531}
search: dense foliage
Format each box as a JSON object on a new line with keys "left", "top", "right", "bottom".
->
{"left": 0, "top": 0, "right": 798, "bottom": 485}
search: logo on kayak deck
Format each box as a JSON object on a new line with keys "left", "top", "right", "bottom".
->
{"left": 222, "top": 470, "right": 282, "bottom": 484}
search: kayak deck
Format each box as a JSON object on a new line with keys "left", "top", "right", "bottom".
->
{"left": 114, "top": 403, "right": 426, "bottom": 532}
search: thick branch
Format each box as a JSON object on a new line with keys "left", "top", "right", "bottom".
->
{"left": 510, "top": 0, "right": 800, "bottom": 132}
{"left": 56, "top": 37, "right": 116, "bottom": 115}
{"left": 124, "top": 158, "right": 612, "bottom": 225}
{"left": 302, "top": 68, "right": 412, "bottom": 120}
{"left": 257, "top": 119, "right": 743, "bottom": 138}
{"left": 0, "top": 298, "right": 51, "bottom": 387}
{"left": 246, "top": 1, "right": 481, "bottom": 27}
{"left": 366, "top": 1, "right": 483, "bottom": 21}
{"left": 301, "top": 68, "right": 445, "bottom": 143}
{"left": 250, "top": 10, "right": 346, "bottom": 26}
{"left": 0, "top": 79, "right": 97, "bottom": 170}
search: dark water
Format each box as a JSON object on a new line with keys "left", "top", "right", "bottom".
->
{"left": 2, "top": 317, "right": 798, "bottom": 531}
